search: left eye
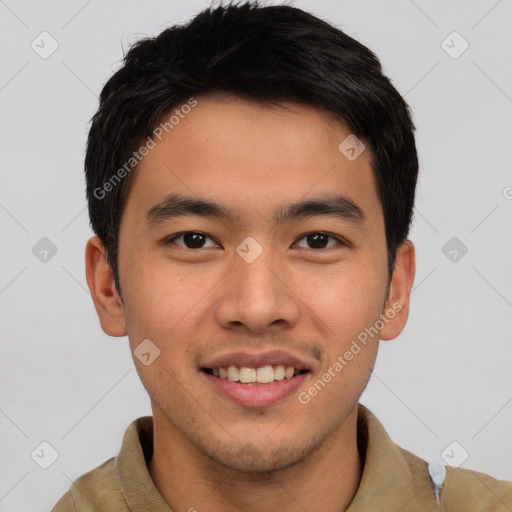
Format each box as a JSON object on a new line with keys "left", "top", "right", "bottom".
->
{"left": 168, "top": 232, "right": 218, "bottom": 249}
{"left": 294, "top": 233, "right": 342, "bottom": 250}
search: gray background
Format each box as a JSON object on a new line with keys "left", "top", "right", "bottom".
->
{"left": 1, "top": 0, "right": 511, "bottom": 510}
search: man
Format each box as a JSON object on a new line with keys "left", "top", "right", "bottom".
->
{"left": 52, "top": 2, "right": 512, "bottom": 511}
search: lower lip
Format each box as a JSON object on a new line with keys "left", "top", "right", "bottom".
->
{"left": 201, "top": 371, "right": 309, "bottom": 408}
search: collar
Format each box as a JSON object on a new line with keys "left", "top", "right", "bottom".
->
{"left": 115, "top": 404, "right": 439, "bottom": 511}
{"left": 347, "top": 404, "right": 438, "bottom": 511}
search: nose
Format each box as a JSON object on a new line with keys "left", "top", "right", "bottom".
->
{"left": 214, "top": 244, "right": 300, "bottom": 335}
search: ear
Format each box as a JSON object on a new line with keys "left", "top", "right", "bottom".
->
{"left": 379, "top": 239, "right": 415, "bottom": 341}
{"left": 85, "top": 236, "right": 127, "bottom": 337}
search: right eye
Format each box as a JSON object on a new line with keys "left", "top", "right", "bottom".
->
{"left": 165, "top": 231, "right": 219, "bottom": 250}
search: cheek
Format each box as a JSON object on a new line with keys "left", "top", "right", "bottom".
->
{"left": 297, "top": 261, "right": 387, "bottom": 337}
{"left": 123, "top": 260, "right": 214, "bottom": 338}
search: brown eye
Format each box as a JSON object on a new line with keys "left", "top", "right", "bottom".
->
{"left": 168, "top": 232, "right": 217, "bottom": 249}
{"left": 306, "top": 233, "right": 329, "bottom": 249}
{"left": 294, "top": 232, "right": 342, "bottom": 250}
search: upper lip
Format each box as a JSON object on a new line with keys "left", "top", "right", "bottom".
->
{"left": 200, "top": 349, "right": 315, "bottom": 372}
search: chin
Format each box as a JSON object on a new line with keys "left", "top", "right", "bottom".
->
{"left": 205, "top": 438, "right": 314, "bottom": 475}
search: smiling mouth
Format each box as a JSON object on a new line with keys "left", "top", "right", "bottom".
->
{"left": 201, "top": 365, "right": 309, "bottom": 385}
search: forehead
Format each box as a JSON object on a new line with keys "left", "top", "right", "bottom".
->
{"left": 122, "top": 97, "right": 382, "bottom": 230}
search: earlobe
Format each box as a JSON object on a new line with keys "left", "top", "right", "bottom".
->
{"left": 379, "top": 240, "right": 416, "bottom": 341}
{"left": 85, "top": 236, "right": 127, "bottom": 337}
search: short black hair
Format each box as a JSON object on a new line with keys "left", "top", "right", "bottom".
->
{"left": 85, "top": 1, "right": 418, "bottom": 295}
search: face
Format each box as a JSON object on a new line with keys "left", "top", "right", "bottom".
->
{"left": 87, "top": 96, "right": 414, "bottom": 473}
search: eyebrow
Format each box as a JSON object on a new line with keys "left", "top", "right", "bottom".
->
{"left": 274, "top": 195, "right": 365, "bottom": 226}
{"left": 145, "top": 193, "right": 366, "bottom": 227}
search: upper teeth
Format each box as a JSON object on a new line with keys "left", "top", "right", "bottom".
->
{"left": 212, "top": 365, "right": 300, "bottom": 384}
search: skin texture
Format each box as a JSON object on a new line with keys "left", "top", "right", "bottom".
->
{"left": 85, "top": 96, "right": 415, "bottom": 512}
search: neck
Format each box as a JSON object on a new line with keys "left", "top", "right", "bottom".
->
{"left": 148, "top": 407, "right": 362, "bottom": 512}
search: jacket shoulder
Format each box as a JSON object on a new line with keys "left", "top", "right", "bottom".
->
{"left": 51, "top": 456, "right": 128, "bottom": 512}
{"left": 51, "top": 490, "right": 76, "bottom": 512}
{"left": 441, "top": 466, "right": 512, "bottom": 511}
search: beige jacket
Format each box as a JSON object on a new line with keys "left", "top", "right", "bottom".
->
{"left": 51, "top": 405, "right": 512, "bottom": 511}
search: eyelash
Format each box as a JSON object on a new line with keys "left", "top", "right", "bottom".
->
{"left": 165, "top": 231, "right": 346, "bottom": 250}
